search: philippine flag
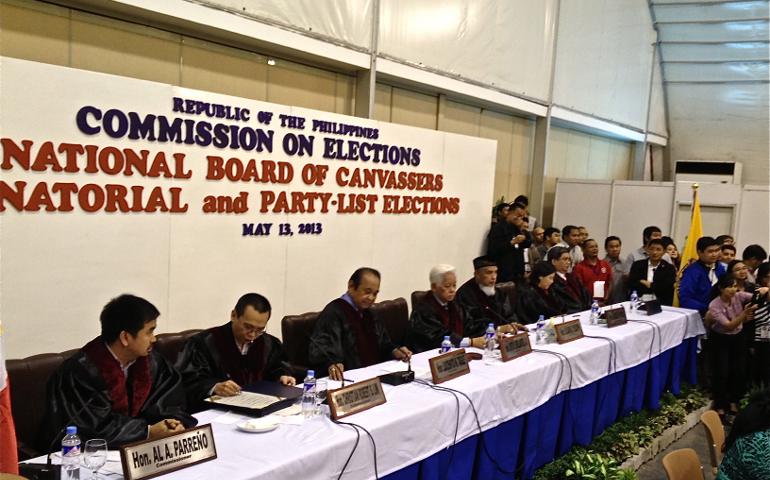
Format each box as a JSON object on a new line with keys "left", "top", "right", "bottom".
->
{"left": 0, "top": 320, "right": 19, "bottom": 474}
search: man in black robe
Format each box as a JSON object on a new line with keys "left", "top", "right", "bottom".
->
{"left": 38, "top": 294, "right": 196, "bottom": 450}
{"left": 308, "top": 267, "right": 412, "bottom": 381}
{"left": 549, "top": 246, "right": 592, "bottom": 313}
{"left": 455, "top": 256, "right": 523, "bottom": 339}
{"left": 486, "top": 202, "right": 532, "bottom": 282}
{"left": 408, "top": 264, "right": 467, "bottom": 353}
{"left": 176, "top": 293, "right": 295, "bottom": 411}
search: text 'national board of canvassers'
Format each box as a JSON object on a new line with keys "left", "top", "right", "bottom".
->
{"left": 0, "top": 139, "right": 460, "bottom": 215}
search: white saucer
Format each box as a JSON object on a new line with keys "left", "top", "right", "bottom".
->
{"left": 236, "top": 419, "right": 279, "bottom": 433}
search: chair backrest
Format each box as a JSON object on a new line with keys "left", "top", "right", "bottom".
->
{"left": 700, "top": 410, "right": 725, "bottom": 474}
{"left": 370, "top": 297, "right": 409, "bottom": 346}
{"left": 155, "top": 329, "right": 204, "bottom": 365}
{"left": 281, "top": 311, "right": 321, "bottom": 372}
{"left": 411, "top": 290, "right": 429, "bottom": 307}
{"left": 495, "top": 281, "right": 517, "bottom": 306}
{"left": 662, "top": 448, "right": 705, "bottom": 480}
{"left": 6, "top": 349, "right": 79, "bottom": 458}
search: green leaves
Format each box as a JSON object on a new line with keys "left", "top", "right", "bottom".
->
{"left": 533, "top": 384, "right": 709, "bottom": 480}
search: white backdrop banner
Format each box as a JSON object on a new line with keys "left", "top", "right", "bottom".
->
{"left": 0, "top": 57, "right": 496, "bottom": 358}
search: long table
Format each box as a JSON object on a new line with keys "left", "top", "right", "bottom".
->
{"left": 32, "top": 304, "right": 704, "bottom": 480}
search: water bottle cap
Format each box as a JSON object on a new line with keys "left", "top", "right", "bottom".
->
{"left": 538, "top": 315, "right": 544, "bottom": 320}
{"left": 307, "top": 369, "right": 315, "bottom": 377}
{"left": 488, "top": 323, "right": 494, "bottom": 327}
{"left": 65, "top": 426, "right": 77, "bottom": 435}
{"left": 443, "top": 335, "right": 450, "bottom": 340}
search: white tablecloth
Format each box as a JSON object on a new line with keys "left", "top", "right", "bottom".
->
{"left": 30, "top": 304, "right": 703, "bottom": 480}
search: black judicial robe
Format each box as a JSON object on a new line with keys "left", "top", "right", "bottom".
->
{"left": 175, "top": 323, "right": 291, "bottom": 411}
{"left": 408, "top": 294, "right": 466, "bottom": 353}
{"left": 550, "top": 273, "right": 591, "bottom": 314}
{"left": 514, "top": 284, "right": 567, "bottom": 324}
{"left": 38, "top": 339, "right": 196, "bottom": 451}
{"left": 308, "top": 298, "right": 396, "bottom": 373}
{"left": 455, "top": 279, "right": 518, "bottom": 337}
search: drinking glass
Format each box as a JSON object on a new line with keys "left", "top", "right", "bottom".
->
{"left": 83, "top": 439, "right": 108, "bottom": 479}
{"left": 315, "top": 378, "right": 328, "bottom": 416}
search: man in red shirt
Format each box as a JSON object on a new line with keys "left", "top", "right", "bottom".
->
{"left": 573, "top": 238, "right": 614, "bottom": 304}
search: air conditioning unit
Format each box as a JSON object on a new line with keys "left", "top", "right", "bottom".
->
{"left": 674, "top": 160, "right": 742, "bottom": 184}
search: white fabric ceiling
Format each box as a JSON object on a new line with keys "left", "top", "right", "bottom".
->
{"left": 651, "top": 0, "right": 769, "bottom": 182}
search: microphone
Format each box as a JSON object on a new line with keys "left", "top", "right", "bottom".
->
{"left": 20, "top": 397, "right": 95, "bottom": 480}
{"left": 480, "top": 305, "right": 525, "bottom": 332}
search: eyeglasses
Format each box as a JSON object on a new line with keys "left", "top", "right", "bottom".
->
{"left": 242, "top": 323, "right": 265, "bottom": 335}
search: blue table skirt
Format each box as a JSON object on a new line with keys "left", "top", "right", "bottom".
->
{"left": 384, "top": 337, "right": 698, "bottom": 480}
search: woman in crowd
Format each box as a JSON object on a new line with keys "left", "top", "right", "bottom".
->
{"left": 727, "top": 259, "right": 757, "bottom": 293}
{"left": 717, "top": 389, "right": 770, "bottom": 479}
{"left": 708, "top": 274, "right": 768, "bottom": 420}
{"left": 661, "top": 236, "right": 680, "bottom": 270}
{"left": 514, "top": 261, "right": 565, "bottom": 323}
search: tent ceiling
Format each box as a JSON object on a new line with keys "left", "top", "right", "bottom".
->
{"left": 651, "top": 0, "right": 769, "bottom": 84}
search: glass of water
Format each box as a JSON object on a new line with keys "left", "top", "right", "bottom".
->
{"left": 83, "top": 439, "right": 108, "bottom": 479}
{"left": 315, "top": 378, "right": 328, "bottom": 416}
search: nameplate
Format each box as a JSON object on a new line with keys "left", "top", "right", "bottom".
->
{"left": 644, "top": 299, "right": 663, "bottom": 315}
{"left": 120, "top": 424, "right": 217, "bottom": 480}
{"left": 500, "top": 332, "right": 532, "bottom": 362}
{"left": 555, "top": 319, "right": 584, "bottom": 344}
{"left": 328, "top": 377, "right": 386, "bottom": 420}
{"left": 429, "top": 348, "right": 470, "bottom": 384}
{"left": 605, "top": 306, "right": 628, "bottom": 328}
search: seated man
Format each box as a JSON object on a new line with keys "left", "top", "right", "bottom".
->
{"left": 39, "top": 294, "right": 196, "bottom": 450}
{"left": 455, "top": 256, "right": 522, "bottom": 337}
{"left": 409, "top": 264, "right": 465, "bottom": 353}
{"left": 549, "top": 246, "right": 591, "bottom": 313}
{"left": 627, "top": 238, "right": 676, "bottom": 306}
{"left": 176, "top": 293, "right": 295, "bottom": 411}
{"left": 309, "top": 267, "right": 411, "bottom": 381}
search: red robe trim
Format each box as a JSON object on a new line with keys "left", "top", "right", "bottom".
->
{"left": 82, "top": 338, "right": 151, "bottom": 417}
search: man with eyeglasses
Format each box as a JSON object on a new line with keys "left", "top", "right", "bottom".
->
{"left": 177, "top": 292, "right": 295, "bottom": 411}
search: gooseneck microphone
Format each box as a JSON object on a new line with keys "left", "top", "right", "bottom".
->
{"left": 20, "top": 396, "right": 95, "bottom": 480}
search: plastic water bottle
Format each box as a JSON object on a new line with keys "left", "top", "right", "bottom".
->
{"left": 630, "top": 290, "right": 639, "bottom": 312}
{"left": 483, "top": 323, "right": 496, "bottom": 362}
{"left": 301, "top": 370, "right": 316, "bottom": 418}
{"left": 590, "top": 300, "right": 600, "bottom": 325}
{"left": 536, "top": 315, "right": 546, "bottom": 344}
{"left": 61, "top": 425, "right": 81, "bottom": 480}
{"left": 440, "top": 335, "right": 452, "bottom": 353}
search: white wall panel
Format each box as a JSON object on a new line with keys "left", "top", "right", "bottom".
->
{"left": 379, "top": 0, "right": 557, "bottom": 101}
{"left": 552, "top": 0, "right": 656, "bottom": 129}
{"left": 667, "top": 83, "right": 769, "bottom": 184}
{"left": 737, "top": 186, "right": 770, "bottom": 253}
{"left": 648, "top": 57, "right": 667, "bottom": 136}
{"left": 191, "top": 0, "right": 373, "bottom": 48}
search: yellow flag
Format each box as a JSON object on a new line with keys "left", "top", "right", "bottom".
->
{"left": 679, "top": 187, "right": 703, "bottom": 273}
{"left": 673, "top": 185, "right": 703, "bottom": 306}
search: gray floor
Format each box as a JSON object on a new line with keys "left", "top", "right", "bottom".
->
{"left": 636, "top": 418, "right": 720, "bottom": 480}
